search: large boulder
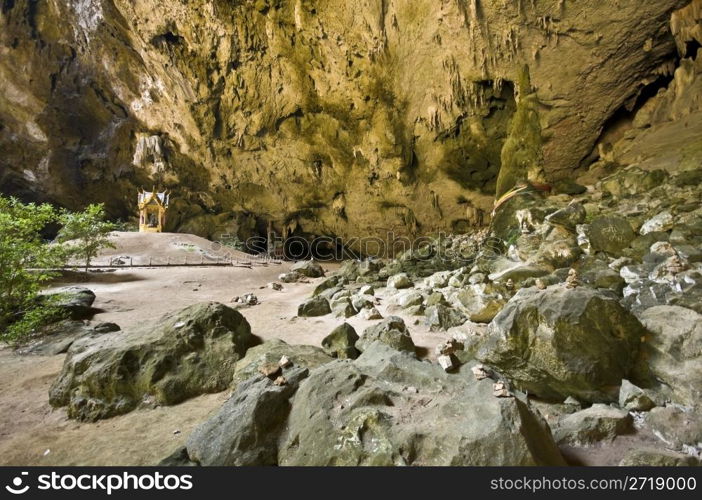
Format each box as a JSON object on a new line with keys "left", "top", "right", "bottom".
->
{"left": 49, "top": 302, "right": 258, "bottom": 421}
{"left": 185, "top": 367, "right": 310, "bottom": 466}
{"left": 639, "top": 305, "right": 702, "bottom": 407}
{"left": 357, "top": 317, "right": 415, "bottom": 354}
{"left": 278, "top": 342, "right": 566, "bottom": 466}
{"left": 586, "top": 216, "right": 636, "bottom": 256}
{"left": 477, "top": 287, "right": 645, "bottom": 402}
{"left": 553, "top": 404, "right": 633, "bottom": 446}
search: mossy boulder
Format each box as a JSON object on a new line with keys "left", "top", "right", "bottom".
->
{"left": 357, "top": 317, "right": 415, "bottom": 354}
{"left": 297, "top": 296, "right": 331, "bottom": 317}
{"left": 477, "top": 287, "right": 645, "bottom": 402}
{"left": 49, "top": 302, "right": 258, "bottom": 421}
{"left": 321, "top": 323, "right": 360, "bottom": 359}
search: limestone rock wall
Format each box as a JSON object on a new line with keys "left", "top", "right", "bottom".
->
{"left": 0, "top": 0, "right": 690, "bottom": 242}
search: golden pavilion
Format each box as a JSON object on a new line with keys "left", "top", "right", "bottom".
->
{"left": 137, "top": 189, "right": 170, "bottom": 233}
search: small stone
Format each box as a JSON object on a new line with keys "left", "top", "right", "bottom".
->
{"left": 565, "top": 268, "right": 580, "bottom": 289}
{"left": 619, "top": 379, "right": 655, "bottom": 412}
{"left": 535, "top": 278, "right": 546, "bottom": 290}
{"left": 279, "top": 271, "right": 302, "bottom": 283}
{"left": 258, "top": 362, "right": 282, "bottom": 378}
{"left": 435, "top": 338, "right": 463, "bottom": 356}
{"left": 243, "top": 293, "right": 258, "bottom": 305}
{"left": 493, "top": 381, "right": 511, "bottom": 398}
{"left": 387, "top": 273, "right": 413, "bottom": 289}
{"left": 437, "top": 354, "right": 455, "bottom": 372}
{"left": 665, "top": 255, "right": 688, "bottom": 275}
{"left": 92, "top": 322, "right": 121, "bottom": 334}
{"left": 563, "top": 396, "right": 582, "bottom": 408}
{"left": 505, "top": 279, "right": 514, "bottom": 291}
{"left": 279, "top": 355, "right": 292, "bottom": 368}
{"left": 273, "top": 376, "right": 287, "bottom": 386}
{"left": 173, "top": 429, "right": 181, "bottom": 435}
{"left": 360, "top": 307, "right": 383, "bottom": 320}
{"left": 268, "top": 282, "right": 283, "bottom": 291}
{"left": 471, "top": 364, "right": 489, "bottom": 381}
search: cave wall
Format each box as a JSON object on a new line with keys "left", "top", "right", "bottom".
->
{"left": 0, "top": 0, "right": 690, "bottom": 242}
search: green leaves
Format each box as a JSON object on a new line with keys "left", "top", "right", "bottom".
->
{"left": 0, "top": 197, "right": 116, "bottom": 343}
{"left": 57, "top": 203, "right": 117, "bottom": 272}
{"left": 0, "top": 197, "right": 64, "bottom": 331}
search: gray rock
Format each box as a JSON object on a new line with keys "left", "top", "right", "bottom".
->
{"left": 545, "top": 202, "right": 586, "bottom": 229}
{"left": 357, "top": 316, "right": 415, "bottom": 354}
{"left": 230, "top": 339, "right": 332, "bottom": 390}
{"left": 488, "top": 265, "right": 549, "bottom": 284}
{"left": 351, "top": 294, "right": 374, "bottom": 311}
{"left": 290, "top": 260, "right": 325, "bottom": 278}
{"left": 640, "top": 211, "right": 675, "bottom": 235}
{"left": 358, "top": 259, "right": 382, "bottom": 276}
{"left": 387, "top": 273, "right": 412, "bottom": 289}
{"left": 396, "top": 291, "right": 424, "bottom": 309}
{"left": 554, "top": 404, "right": 633, "bottom": 446}
{"left": 645, "top": 406, "right": 702, "bottom": 451}
{"left": 279, "top": 271, "right": 302, "bottom": 283}
{"left": 477, "top": 287, "right": 645, "bottom": 402}
{"left": 297, "top": 296, "right": 331, "bottom": 317}
{"left": 186, "top": 367, "right": 309, "bottom": 465}
{"left": 332, "top": 299, "right": 358, "bottom": 318}
{"left": 360, "top": 307, "right": 383, "bottom": 320}
{"left": 92, "top": 322, "right": 121, "bottom": 334}
{"left": 639, "top": 306, "right": 702, "bottom": 407}
{"left": 619, "top": 448, "right": 700, "bottom": 467}
{"left": 619, "top": 379, "right": 655, "bottom": 411}
{"left": 587, "top": 216, "right": 636, "bottom": 256}
{"left": 454, "top": 284, "right": 507, "bottom": 324}
{"left": 20, "top": 320, "right": 96, "bottom": 355}
{"left": 49, "top": 287, "right": 96, "bottom": 320}
{"left": 424, "top": 304, "right": 467, "bottom": 331}
{"left": 312, "top": 276, "right": 341, "bottom": 296}
{"left": 424, "top": 271, "right": 452, "bottom": 288}
{"left": 278, "top": 342, "right": 566, "bottom": 466}
{"left": 583, "top": 268, "right": 626, "bottom": 294}
{"left": 49, "top": 302, "right": 258, "bottom": 421}
{"left": 322, "top": 323, "right": 360, "bottom": 359}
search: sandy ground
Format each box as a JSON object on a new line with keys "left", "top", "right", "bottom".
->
{"left": 0, "top": 232, "right": 449, "bottom": 466}
{"left": 0, "top": 231, "right": 654, "bottom": 466}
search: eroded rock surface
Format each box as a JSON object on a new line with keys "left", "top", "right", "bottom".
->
{"left": 49, "top": 302, "right": 258, "bottom": 421}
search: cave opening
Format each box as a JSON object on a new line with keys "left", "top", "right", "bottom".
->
{"left": 685, "top": 39, "right": 701, "bottom": 60}
{"left": 582, "top": 70, "right": 677, "bottom": 168}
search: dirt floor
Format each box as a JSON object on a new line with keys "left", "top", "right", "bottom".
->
{"left": 0, "top": 231, "right": 660, "bottom": 466}
{"left": 0, "top": 232, "right": 449, "bottom": 466}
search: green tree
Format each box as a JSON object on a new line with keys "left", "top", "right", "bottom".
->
{"left": 57, "top": 204, "right": 117, "bottom": 272}
{"left": 0, "top": 196, "right": 65, "bottom": 332}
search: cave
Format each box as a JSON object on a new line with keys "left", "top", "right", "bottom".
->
{"left": 1, "top": 0, "right": 702, "bottom": 474}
